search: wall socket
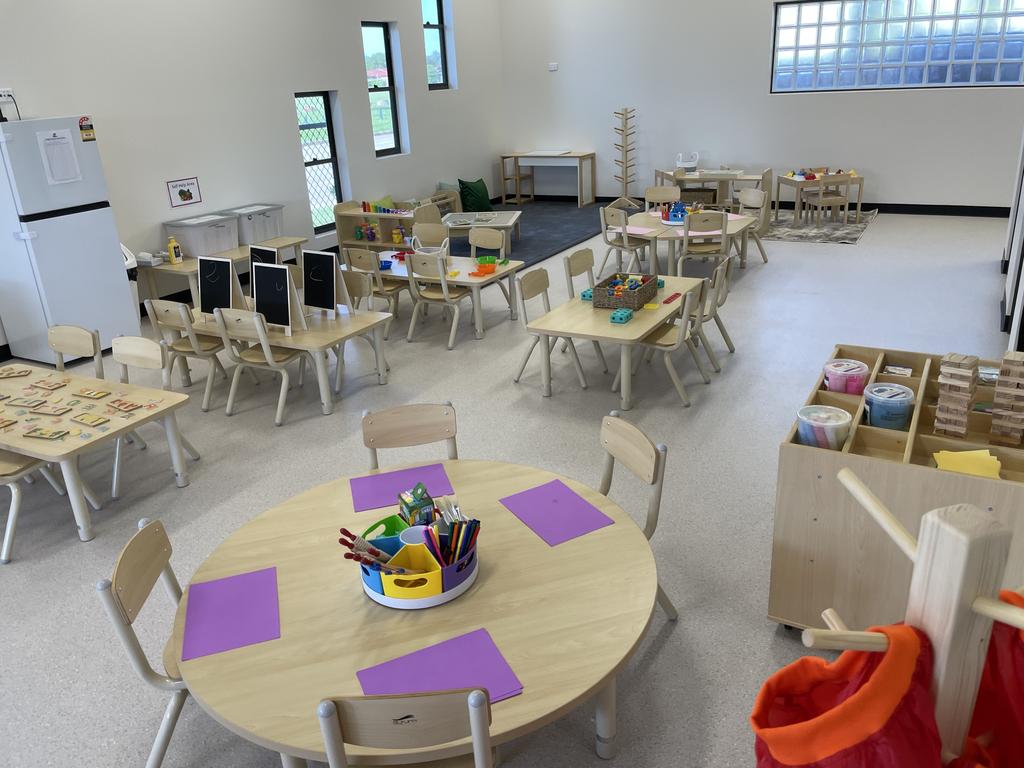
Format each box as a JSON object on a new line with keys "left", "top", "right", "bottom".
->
{"left": 0, "top": 89, "right": 14, "bottom": 101}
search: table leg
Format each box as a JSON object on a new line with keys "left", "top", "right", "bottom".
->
{"left": 540, "top": 333, "right": 552, "bottom": 397}
{"left": 312, "top": 351, "right": 334, "bottom": 414}
{"left": 140, "top": 268, "right": 159, "bottom": 304}
{"left": 161, "top": 412, "right": 189, "bottom": 488}
{"left": 856, "top": 179, "right": 863, "bottom": 223}
{"left": 373, "top": 324, "right": 388, "bottom": 385}
{"left": 59, "top": 457, "right": 94, "bottom": 542}
{"left": 595, "top": 677, "right": 617, "bottom": 759}
{"left": 514, "top": 157, "right": 521, "bottom": 204}
{"left": 774, "top": 178, "right": 782, "bottom": 223}
{"left": 741, "top": 228, "right": 749, "bottom": 269}
{"left": 470, "top": 286, "right": 485, "bottom": 340}
{"left": 620, "top": 345, "right": 633, "bottom": 411}
{"left": 591, "top": 156, "right": 597, "bottom": 205}
{"left": 187, "top": 274, "right": 200, "bottom": 308}
{"left": 280, "top": 755, "right": 307, "bottom": 768}
{"left": 668, "top": 239, "right": 678, "bottom": 277}
{"left": 507, "top": 273, "right": 518, "bottom": 320}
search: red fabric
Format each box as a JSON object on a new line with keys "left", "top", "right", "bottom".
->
{"left": 751, "top": 626, "right": 943, "bottom": 767}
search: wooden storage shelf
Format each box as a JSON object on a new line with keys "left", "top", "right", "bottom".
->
{"left": 769, "top": 343, "right": 1024, "bottom": 632}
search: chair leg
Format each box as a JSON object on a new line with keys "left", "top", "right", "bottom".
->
{"left": 447, "top": 304, "right": 461, "bottom": 350}
{"left": 275, "top": 370, "right": 290, "bottom": 427}
{"left": 201, "top": 358, "right": 217, "bottom": 412}
{"left": 407, "top": 301, "right": 424, "bottom": 342}
{"left": 129, "top": 430, "right": 148, "bottom": 451}
{"left": 296, "top": 357, "right": 305, "bottom": 389}
{"left": 663, "top": 352, "right": 691, "bottom": 407}
{"left": 213, "top": 356, "right": 229, "bottom": 379}
{"left": 39, "top": 465, "right": 66, "bottom": 495}
{"left": 225, "top": 365, "right": 244, "bottom": 416}
{"left": 82, "top": 477, "right": 103, "bottom": 511}
{"left": 753, "top": 233, "right": 768, "bottom": 263}
{"left": 1, "top": 482, "right": 22, "bottom": 564}
{"left": 564, "top": 338, "right": 589, "bottom": 389}
{"left": 685, "top": 338, "right": 712, "bottom": 384}
{"left": 145, "top": 689, "right": 188, "bottom": 768}
{"left": 696, "top": 325, "right": 721, "bottom": 372}
{"left": 384, "top": 295, "right": 396, "bottom": 340}
{"left": 333, "top": 344, "right": 344, "bottom": 394}
{"left": 514, "top": 337, "right": 539, "bottom": 383}
{"left": 175, "top": 354, "right": 193, "bottom": 388}
{"left": 181, "top": 436, "right": 200, "bottom": 461}
{"left": 597, "top": 247, "right": 614, "bottom": 278}
{"left": 656, "top": 583, "right": 679, "bottom": 621}
{"left": 713, "top": 313, "right": 735, "bottom": 353}
{"left": 111, "top": 436, "right": 124, "bottom": 500}
{"left": 592, "top": 341, "right": 609, "bottom": 373}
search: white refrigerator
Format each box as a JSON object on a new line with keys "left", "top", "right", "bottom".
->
{"left": 0, "top": 115, "right": 139, "bottom": 363}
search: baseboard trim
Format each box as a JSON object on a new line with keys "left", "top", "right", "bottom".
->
{"left": 0, "top": 343, "right": 10, "bottom": 363}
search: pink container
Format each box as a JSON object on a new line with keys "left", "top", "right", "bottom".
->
{"left": 823, "top": 359, "right": 869, "bottom": 395}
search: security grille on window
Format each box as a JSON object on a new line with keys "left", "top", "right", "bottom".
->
{"left": 773, "top": 0, "right": 1024, "bottom": 92}
{"left": 294, "top": 93, "right": 342, "bottom": 233}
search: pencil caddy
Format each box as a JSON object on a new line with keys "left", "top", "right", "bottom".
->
{"left": 358, "top": 517, "right": 479, "bottom": 610}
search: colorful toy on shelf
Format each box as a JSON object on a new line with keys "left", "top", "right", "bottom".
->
{"left": 610, "top": 308, "right": 633, "bottom": 324}
{"left": 668, "top": 201, "right": 687, "bottom": 223}
{"left": 580, "top": 288, "right": 593, "bottom": 302}
{"left": 354, "top": 224, "right": 365, "bottom": 240}
{"left": 935, "top": 353, "right": 978, "bottom": 438}
{"left": 365, "top": 224, "right": 377, "bottom": 242}
{"left": 391, "top": 224, "right": 406, "bottom": 245}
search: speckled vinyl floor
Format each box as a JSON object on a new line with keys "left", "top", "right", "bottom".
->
{"left": 1, "top": 214, "right": 1010, "bottom": 767}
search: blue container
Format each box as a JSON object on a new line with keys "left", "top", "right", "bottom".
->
{"left": 864, "top": 383, "right": 915, "bottom": 430}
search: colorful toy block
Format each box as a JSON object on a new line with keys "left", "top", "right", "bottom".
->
{"left": 610, "top": 308, "right": 633, "bottom": 324}
{"left": 580, "top": 288, "right": 593, "bottom": 301}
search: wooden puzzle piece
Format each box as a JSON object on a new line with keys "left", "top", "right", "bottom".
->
{"left": 24, "top": 427, "right": 68, "bottom": 440}
{"left": 72, "top": 413, "right": 109, "bottom": 427}
{"left": 31, "top": 404, "right": 72, "bottom": 416}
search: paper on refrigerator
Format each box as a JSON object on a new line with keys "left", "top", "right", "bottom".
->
{"left": 36, "top": 128, "right": 82, "bottom": 185}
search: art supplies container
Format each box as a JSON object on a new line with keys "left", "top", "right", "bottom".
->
{"left": 823, "top": 359, "right": 869, "bottom": 395}
{"left": 864, "top": 383, "right": 915, "bottom": 430}
{"left": 361, "top": 515, "right": 409, "bottom": 555}
{"left": 796, "top": 405, "right": 852, "bottom": 450}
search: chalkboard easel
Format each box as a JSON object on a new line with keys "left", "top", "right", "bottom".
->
{"left": 197, "top": 256, "right": 246, "bottom": 318}
{"left": 252, "top": 262, "right": 308, "bottom": 335}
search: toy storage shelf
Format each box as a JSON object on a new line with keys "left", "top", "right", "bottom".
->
{"left": 335, "top": 209, "right": 414, "bottom": 252}
{"left": 769, "top": 343, "right": 1024, "bottom": 631}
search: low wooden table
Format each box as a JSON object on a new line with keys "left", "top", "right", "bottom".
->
{"left": 441, "top": 211, "right": 523, "bottom": 253}
{"left": 526, "top": 275, "right": 703, "bottom": 410}
{"left": 169, "top": 459, "right": 656, "bottom": 765}
{"left": 774, "top": 174, "right": 866, "bottom": 226}
{"left": 190, "top": 310, "right": 391, "bottom": 415}
{"left": 654, "top": 168, "right": 763, "bottom": 207}
{"left": 377, "top": 253, "right": 525, "bottom": 340}
{"left": 0, "top": 364, "right": 190, "bottom": 542}
{"left": 622, "top": 213, "right": 759, "bottom": 272}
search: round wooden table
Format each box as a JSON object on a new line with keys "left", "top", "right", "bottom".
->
{"left": 170, "top": 459, "right": 657, "bottom": 765}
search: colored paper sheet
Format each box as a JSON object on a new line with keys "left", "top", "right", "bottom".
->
{"left": 608, "top": 226, "right": 656, "bottom": 236}
{"left": 350, "top": 463, "right": 454, "bottom": 512}
{"left": 499, "top": 479, "right": 614, "bottom": 546}
{"left": 357, "top": 628, "right": 523, "bottom": 703}
{"left": 182, "top": 567, "right": 281, "bottom": 661}
{"left": 934, "top": 450, "right": 1002, "bottom": 480}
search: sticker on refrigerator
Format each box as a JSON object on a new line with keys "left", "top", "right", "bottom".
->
{"left": 78, "top": 116, "right": 95, "bottom": 142}
{"left": 167, "top": 177, "right": 202, "bottom": 208}
{"left": 36, "top": 129, "right": 82, "bottom": 185}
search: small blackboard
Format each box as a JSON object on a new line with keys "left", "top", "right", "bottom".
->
{"left": 198, "top": 257, "right": 233, "bottom": 314}
{"left": 252, "top": 262, "right": 291, "bottom": 328}
{"left": 303, "top": 250, "right": 338, "bottom": 312}
{"left": 249, "top": 246, "right": 278, "bottom": 295}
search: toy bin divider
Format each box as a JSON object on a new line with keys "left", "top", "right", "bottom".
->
{"left": 381, "top": 544, "right": 443, "bottom": 599}
{"left": 440, "top": 543, "right": 478, "bottom": 593}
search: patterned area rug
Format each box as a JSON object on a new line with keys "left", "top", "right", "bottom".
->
{"left": 763, "top": 208, "right": 878, "bottom": 244}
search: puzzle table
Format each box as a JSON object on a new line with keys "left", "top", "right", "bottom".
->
{"left": 0, "top": 364, "right": 190, "bottom": 542}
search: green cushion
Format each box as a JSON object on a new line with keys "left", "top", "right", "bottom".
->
{"left": 458, "top": 178, "right": 493, "bottom": 212}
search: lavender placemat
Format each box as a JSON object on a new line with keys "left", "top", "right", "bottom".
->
{"left": 349, "top": 463, "right": 454, "bottom": 512}
{"left": 182, "top": 567, "right": 281, "bottom": 661}
{"left": 499, "top": 479, "right": 614, "bottom": 546}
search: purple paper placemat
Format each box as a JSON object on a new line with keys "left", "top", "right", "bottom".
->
{"left": 357, "top": 628, "right": 523, "bottom": 703}
{"left": 349, "top": 463, "right": 454, "bottom": 512}
{"left": 182, "top": 567, "right": 281, "bottom": 661}
{"left": 499, "top": 479, "right": 615, "bottom": 546}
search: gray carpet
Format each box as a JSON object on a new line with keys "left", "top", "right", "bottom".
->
{"left": 764, "top": 208, "right": 878, "bottom": 244}
{"left": 449, "top": 201, "right": 601, "bottom": 266}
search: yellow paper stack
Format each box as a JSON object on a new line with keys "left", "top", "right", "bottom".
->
{"left": 933, "top": 449, "right": 1002, "bottom": 479}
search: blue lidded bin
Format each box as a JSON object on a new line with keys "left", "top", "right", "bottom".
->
{"left": 864, "top": 382, "right": 915, "bottom": 430}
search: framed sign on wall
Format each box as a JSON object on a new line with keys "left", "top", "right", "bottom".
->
{"left": 167, "top": 177, "right": 202, "bottom": 208}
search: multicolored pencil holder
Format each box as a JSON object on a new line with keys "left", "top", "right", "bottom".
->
{"left": 358, "top": 518, "right": 479, "bottom": 610}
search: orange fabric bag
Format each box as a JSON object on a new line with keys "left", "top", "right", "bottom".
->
{"left": 750, "top": 625, "right": 943, "bottom": 767}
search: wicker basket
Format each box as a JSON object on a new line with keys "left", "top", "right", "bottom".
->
{"left": 593, "top": 273, "right": 658, "bottom": 310}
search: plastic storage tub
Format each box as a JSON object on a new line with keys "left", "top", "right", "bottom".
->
{"left": 796, "top": 405, "right": 852, "bottom": 450}
{"left": 220, "top": 204, "right": 284, "bottom": 244}
{"left": 163, "top": 213, "right": 239, "bottom": 258}
{"left": 864, "top": 383, "right": 915, "bottom": 430}
{"left": 823, "top": 359, "right": 869, "bottom": 395}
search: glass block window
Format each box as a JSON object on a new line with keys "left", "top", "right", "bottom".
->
{"left": 362, "top": 22, "right": 402, "bottom": 156}
{"left": 294, "top": 93, "right": 342, "bottom": 233}
{"left": 422, "top": 0, "right": 450, "bottom": 89}
{"left": 773, "top": 0, "right": 1024, "bottom": 90}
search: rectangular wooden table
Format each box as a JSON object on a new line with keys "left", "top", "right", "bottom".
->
{"left": 0, "top": 364, "right": 190, "bottom": 542}
{"left": 774, "top": 174, "right": 866, "bottom": 225}
{"left": 526, "top": 275, "right": 703, "bottom": 410}
{"left": 654, "top": 168, "right": 763, "bottom": 207}
{"left": 376, "top": 253, "right": 525, "bottom": 340}
{"left": 501, "top": 151, "right": 597, "bottom": 208}
{"left": 623, "top": 212, "right": 759, "bottom": 271}
{"left": 190, "top": 309, "right": 392, "bottom": 415}
{"left": 441, "top": 211, "right": 523, "bottom": 252}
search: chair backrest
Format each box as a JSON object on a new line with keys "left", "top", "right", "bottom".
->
{"left": 516, "top": 268, "right": 551, "bottom": 328}
{"left": 345, "top": 248, "right": 386, "bottom": 292}
{"left": 112, "top": 335, "right": 171, "bottom": 388}
{"left": 144, "top": 299, "right": 207, "bottom": 355}
{"left": 413, "top": 203, "right": 442, "bottom": 225}
{"left": 468, "top": 227, "right": 505, "bottom": 260}
{"left": 656, "top": 289, "right": 700, "bottom": 353}
{"left": 563, "top": 248, "right": 597, "bottom": 298}
{"left": 644, "top": 185, "right": 680, "bottom": 211}
{"left": 47, "top": 324, "right": 103, "bottom": 378}
{"left": 407, "top": 251, "right": 455, "bottom": 303}
{"left": 808, "top": 173, "right": 851, "bottom": 203}
{"left": 412, "top": 223, "right": 448, "bottom": 248}
{"left": 340, "top": 269, "right": 373, "bottom": 308}
{"left": 95, "top": 519, "right": 184, "bottom": 692}
{"left": 214, "top": 307, "right": 278, "bottom": 367}
{"left": 361, "top": 402, "right": 459, "bottom": 470}
{"left": 714, "top": 255, "right": 735, "bottom": 310}
{"left": 600, "top": 206, "right": 642, "bottom": 249}
{"left": 318, "top": 689, "right": 492, "bottom": 768}
{"left": 598, "top": 412, "right": 668, "bottom": 540}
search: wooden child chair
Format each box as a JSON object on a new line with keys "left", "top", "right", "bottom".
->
{"left": 513, "top": 268, "right": 588, "bottom": 390}
{"left": 411, "top": 223, "right": 449, "bottom": 250}
{"left": 691, "top": 256, "right": 737, "bottom": 365}
{"left": 344, "top": 248, "right": 407, "bottom": 339}
{"left": 334, "top": 269, "right": 389, "bottom": 393}
{"left": 213, "top": 308, "right": 312, "bottom": 427}
{"left": 361, "top": 402, "right": 458, "bottom": 470}
{"left": 802, "top": 173, "right": 851, "bottom": 226}
{"left": 1, "top": 451, "right": 66, "bottom": 564}
{"left": 598, "top": 206, "right": 646, "bottom": 277}
{"left": 469, "top": 226, "right": 511, "bottom": 305}
{"left": 109, "top": 336, "right": 200, "bottom": 499}
{"left": 144, "top": 299, "right": 229, "bottom": 411}
{"left": 413, "top": 202, "right": 442, "bottom": 224}
{"left": 675, "top": 210, "right": 729, "bottom": 273}
{"left": 561, "top": 248, "right": 609, "bottom": 373}
{"left": 405, "top": 249, "right": 471, "bottom": 351}
{"left": 644, "top": 185, "right": 680, "bottom": 213}
{"left": 318, "top": 689, "right": 493, "bottom": 768}
{"left": 598, "top": 412, "right": 678, "bottom": 619}
{"left": 95, "top": 519, "right": 190, "bottom": 768}
{"left": 47, "top": 324, "right": 104, "bottom": 378}
{"left": 735, "top": 189, "right": 770, "bottom": 264}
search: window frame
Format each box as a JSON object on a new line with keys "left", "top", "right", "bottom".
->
{"left": 423, "top": 0, "right": 450, "bottom": 90}
{"left": 294, "top": 91, "right": 343, "bottom": 235}
{"left": 363, "top": 21, "right": 403, "bottom": 157}
{"left": 770, "top": 0, "right": 1024, "bottom": 94}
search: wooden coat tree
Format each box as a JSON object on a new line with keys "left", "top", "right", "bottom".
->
{"left": 613, "top": 107, "right": 641, "bottom": 208}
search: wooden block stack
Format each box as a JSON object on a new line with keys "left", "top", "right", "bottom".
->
{"left": 934, "top": 353, "right": 978, "bottom": 438}
{"left": 991, "top": 352, "right": 1024, "bottom": 446}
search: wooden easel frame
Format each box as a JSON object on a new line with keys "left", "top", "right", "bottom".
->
{"left": 197, "top": 256, "right": 246, "bottom": 320}
{"left": 252, "top": 262, "right": 307, "bottom": 336}
{"left": 301, "top": 250, "right": 343, "bottom": 319}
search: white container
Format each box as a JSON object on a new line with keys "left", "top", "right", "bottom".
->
{"left": 163, "top": 213, "right": 239, "bottom": 258}
{"left": 220, "top": 203, "right": 284, "bottom": 244}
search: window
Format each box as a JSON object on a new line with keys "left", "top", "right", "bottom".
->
{"left": 294, "top": 92, "right": 342, "bottom": 233}
{"left": 422, "top": 0, "right": 450, "bottom": 89}
{"left": 772, "top": 0, "right": 1024, "bottom": 91}
{"left": 362, "top": 22, "right": 402, "bottom": 156}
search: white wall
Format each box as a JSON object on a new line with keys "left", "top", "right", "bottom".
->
{"left": 497, "top": 0, "right": 1024, "bottom": 206}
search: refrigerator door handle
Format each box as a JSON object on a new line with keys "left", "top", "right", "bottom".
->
{"left": 14, "top": 230, "right": 38, "bottom": 240}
